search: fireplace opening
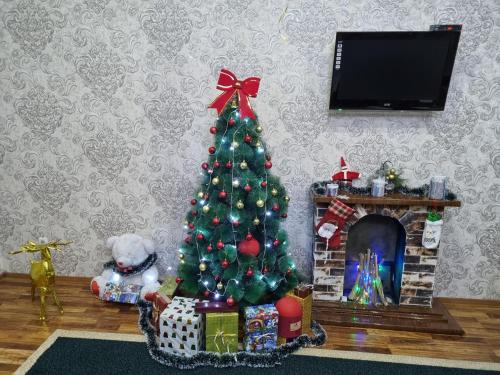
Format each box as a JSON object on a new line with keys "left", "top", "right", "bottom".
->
{"left": 343, "top": 214, "right": 406, "bottom": 304}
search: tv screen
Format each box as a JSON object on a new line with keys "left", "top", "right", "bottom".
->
{"left": 329, "top": 29, "right": 461, "bottom": 111}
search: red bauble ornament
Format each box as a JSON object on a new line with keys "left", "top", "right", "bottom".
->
{"left": 244, "top": 134, "right": 252, "bottom": 143}
{"left": 185, "top": 236, "right": 192, "bottom": 244}
{"left": 218, "top": 191, "right": 227, "bottom": 199}
{"left": 202, "top": 162, "right": 209, "bottom": 170}
{"left": 228, "top": 118, "right": 236, "bottom": 126}
{"left": 233, "top": 220, "right": 240, "bottom": 226}
{"left": 213, "top": 160, "right": 221, "bottom": 168}
{"left": 244, "top": 184, "right": 252, "bottom": 192}
{"left": 191, "top": 210, "right": 198, "bottom": 217}
{"left": 225, "top": 161, "right": 233, "bottom": 169}
{"left": 246, "top": 267, "right": 254, "bottom": 277}
{"left": 261, "top": 181, "right": 267, "bottom": 188}
{"left": 245, "top": 233, "right": 253, "bottom": 241}
{"left": 207, "top": 244, "right": 213, "bottom": 252}
{"left": 272, "top": 204, "right": 280, "bottom": 212}
{"left": 208, "top": 146, "right": 216, "bottom": 154}
{"left": 210, "top": 126, "right": 217, "bottom": 134}
{"left": 238, "top": 238, "right": 260, "bottom": 257}
{"left": 273, "top": 239, "right": 280, "bottom": 247}
{"left": 227, "top": 295, "right": 235, "bottom": 306}
{"left": 191, "top": 199, "right": 197, "bottom": 205}
{"left": 212, "top": 217, "right": 220, "bottom": 225}
{"left": 175, "top": 277, "right": 182, "bottom": 284}
{"left": 221, "top": 259, "right": 229, "bottom": 269}
{"left": 196, "top": 233, "right": 204, "bottom": 241}
{"left": 214, "top": 275, "right": 221, "bottom": 282}
{"left": 281, "top": 213, "right": 288, "bottom": 218}
{"left": 262, "top": 265, "right": 269, "bottom": 274}
{"left": 264, "top": 161, "right": 272, "bottom": 169}
{"left": 286, "top": 267, "right": 293, "bottom": 275}
{"left": 188, "top": 223, "right": 195, "bottom": 229}
{"left": 216, "top": 240, "right": 224, "bottom": 250}
{"left": 203, "top": 193, "right": 209, "bottom": 200}
{"left": 204, "top": 290, "right": 210, "bottom": 298}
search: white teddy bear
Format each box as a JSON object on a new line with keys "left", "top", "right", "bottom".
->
{"left": 90, "top": 233, "right": 160, "bottom": 301}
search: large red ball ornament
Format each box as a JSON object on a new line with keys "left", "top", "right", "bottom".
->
{"left": 238, "top": 238, "right": 260, "bottom": 257}
{"left": 228, "top": 118, "right": 236, "bottom": 126}
{"left": 207, "top": 244, "right": 213, "bottom": 252}
{"left": 261, "top": 181, "right": 267, "bottom": 188}
{"left": 191, "top": 199, "right": 197, "bottom": 205}
{"left": 204, "top": 290, "right": 210, "bottom": 298}
{"left": 244, "top": 134, "right": 252, "bottom": 143}
{"left": 216, "top": 240, "right": 224, "bottom": 250}
{"left": 212, "top": 217, "right": 220, "bottom": 225}
{"left": 265, "top": 161, "right": 272, "bottom": 169}
{"left": 245, "top": 233, "right": 253, "bottom": 241}
{"left": 214, "top": 160, "right": 221, "bottom": 168}
{"left": 175, "top": 277, "right": 182, "bottom": 284}
{"left": 218, "top": 191, "right": 227, "bottom": 199}
{"left": 244, "top": 184, "right": 252, "bottom": 192}
{"left": 202, "top": 162, "right": 209, "bottom": 170}
{"left": 209, "top": 146, "right": 216, "bottom": 154}
{"left": 196, "top": 233, "right": 204, "bottom": 241}
{"left": 275, "top": 296, "right": 303, "bottom": 339}
{"left": 210, "top": 126, "right": 217, "bottom": 134}
{"left": 226, "top": 295, "right": 235, "bottom": 306}
{"left": 225, "top": 161, "right": 233, "bottom": 169}
{"left": 221, "top": 259, "right": 229, "bottom": 269}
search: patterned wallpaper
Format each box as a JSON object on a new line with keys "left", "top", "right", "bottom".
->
{"left": 0, "top": 0, "right": 499, "bottom": 299}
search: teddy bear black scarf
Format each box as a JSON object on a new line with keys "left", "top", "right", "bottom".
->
{"left": 103, "top": 253, "right": 158, "bottom": 276}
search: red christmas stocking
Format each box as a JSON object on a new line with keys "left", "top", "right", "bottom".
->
{"left": 316, "top": 199, "right": 355, "bottom": 249}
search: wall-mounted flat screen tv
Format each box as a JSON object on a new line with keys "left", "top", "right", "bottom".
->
{"left": 329, "top": 27, "right": 461, "bottom": 111}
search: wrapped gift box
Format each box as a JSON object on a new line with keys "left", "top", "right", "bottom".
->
{"left": 287, "top": 285, "right": 313, "bottom": 334}
{"left": 244, "top": 304, "right": 278, "bottom": 352}
{"left": 101, "top": 282, "right": 141, "bottom": 304}
{"left": 194, "top": 300, "right": 239, "bottom": 314}
{"left": 205, "top": 311, "right": 239, "bottom": 353}
{"left": 244, "top": 304, "right": 278, "bottom": 332}
{"left": 152, "top": 293, "right": 170, "bottom": 334}
{"left": 158, "top": 276, "right": 177, "bottom": 301}
{"left": 159, "top": 297, "right": 203, "bottom": 356}
{"left": 244, "top": 328, "right": 277, "bottom": 352}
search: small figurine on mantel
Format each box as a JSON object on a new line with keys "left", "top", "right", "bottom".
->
{"left": 331, "top": 157, "right": 361, "bottom": 188}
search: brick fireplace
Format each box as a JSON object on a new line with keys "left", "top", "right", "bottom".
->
{"left": 313, "top": 194, "right": 461, "bottom": 308}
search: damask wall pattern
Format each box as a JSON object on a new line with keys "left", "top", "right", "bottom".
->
{"left": 0, "top": 0, "right": 499, "bottom": 299}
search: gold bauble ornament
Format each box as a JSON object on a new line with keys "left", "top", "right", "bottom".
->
{"left": 271, "top": 188, "right": 278, "bottom": 196}
{"left": 389, "top": 168, "right": 396, "bottom": 174}
{"left": 231, "top": 99, "right": 238, "bottom": 108}
{"left": 231, "top": 141, "right": 239, "bottom": 149}
{"left": 240, "top": 160, "right": 248, "bottom": 170}
{"left": 197, "top": 191, "right": 204, "bottom": 198}
{"left": 236, "top": 200, "right": 244, "bottom": 209}
{"left": 388, "top": 174, "right": 395, "bottom": 180}
{"left": 256, "top": 125, "right": 263, "bottom": 133}
{"left": 232, "top": 179, "right": 240, "bottom": 188}
{"left": 180, "top": 259, "right": 185, "bottom": 264}
{"left": 284, "top": 195, "right": 290, "bottom": 203}
{"left": 253, "top": 217, "right": 261, "bottom": 225}
{"left": 202, "top": 205, "right": 210, "bottom": 213}
{"left": 199, "top": 262, "right": 207, "bottom": 272}
{"left": 212, "top": 177, "right": 220, "bottom": 185}
{"left": 179, "top": 254, "right": 184, "bottom": 260}
{"left": 256, "top": 199, "right": 265, "bottom": 208}
{"left": 217, "top": 282, "right": 223, "bottom": 290}
{"left": 255, "top": 141, "right": 262, "bottom": 148}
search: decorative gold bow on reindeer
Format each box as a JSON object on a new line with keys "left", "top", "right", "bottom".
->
{"left": 10, "top": 239, "right": 72, "bottom": 321}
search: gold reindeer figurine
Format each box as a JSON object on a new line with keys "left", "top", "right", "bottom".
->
{"left": 10, "top": 238, "right": 72, "bottom": 321}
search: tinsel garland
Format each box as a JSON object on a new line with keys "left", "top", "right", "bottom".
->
{"left": 137, "top": 300, "right": 327, "bottom": 369}
{"left": 103, "top": 253, "right": 158, "bottom": 276}
{"left": 310, "top": 181, "right": 457, "bottom": 200}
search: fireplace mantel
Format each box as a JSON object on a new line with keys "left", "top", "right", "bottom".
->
{"left": 313, "top": 194, "right": 461, "bottom": 207}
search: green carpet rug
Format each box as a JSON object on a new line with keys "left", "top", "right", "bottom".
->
{"left": 16, "top": 330, "right": 500, "bottom": 375}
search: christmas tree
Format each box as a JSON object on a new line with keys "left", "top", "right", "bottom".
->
{"left": 176, "top": 69, "right": 299, "bottom": 306}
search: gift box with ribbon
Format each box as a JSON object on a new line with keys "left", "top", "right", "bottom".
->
{"left": 159, "top": 297, "right": 203, "bottom": 356}
{"left": 287, "top": 284, "right": 313, "bottom": 335}
{"left": 157, "top": 275, "right": 177, "bottom": 301}
{"left": 244, "top": 328, "right": 277, "bottom": 352}
{"left": 152, "top": 292, "right": 170, "bottom": 334}
{"left": 244, "top": 304, "right": 278, "bottom": 352}
{"left": 101, "top": 282, "right": 142, "bottom": 304}
{"left": 205, "top": 311, "right": 239, "bottom": 353}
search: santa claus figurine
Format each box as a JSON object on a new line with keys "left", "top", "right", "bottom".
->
{"left": 331, "top": 157, "right": 361, "bottom": 187}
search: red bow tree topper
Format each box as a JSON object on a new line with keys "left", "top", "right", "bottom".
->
{"left": 208, "top": 69, "right": 261, "bottom": 120}
{"left": 331, "top": 157, "right": 361, "bottom": 184}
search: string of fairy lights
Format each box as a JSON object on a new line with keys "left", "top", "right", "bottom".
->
{"left": 178, "top": 101, "right": 291, "bottom": 302}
